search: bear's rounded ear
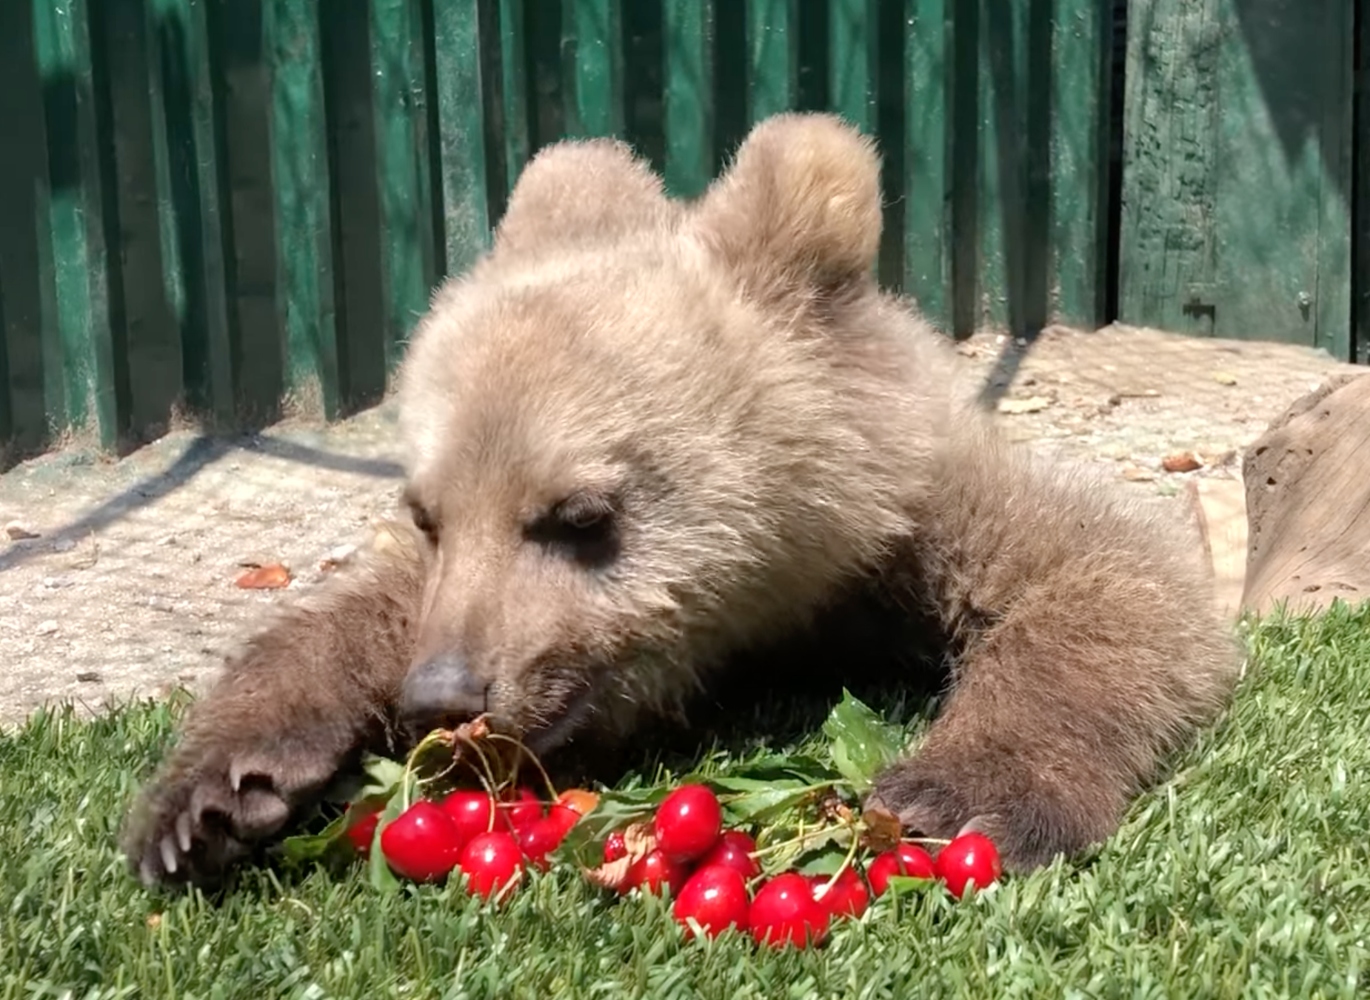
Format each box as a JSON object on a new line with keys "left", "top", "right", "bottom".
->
{"left": 693, "top": 113, "right": 883, "bottom": 298}
{"left": 493, "top": 138, "right": 673, "bottom": 258}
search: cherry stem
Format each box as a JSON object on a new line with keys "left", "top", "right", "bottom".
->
{"left": 816, "top": 834, "right": 862, "bottom": 895}
{"left": 484, "top": 732, "right": 560, "bottom": 803}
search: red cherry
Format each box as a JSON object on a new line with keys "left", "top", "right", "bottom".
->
{"left": 460, "top": 830, "right": 524, "bottom": 899}
{"left": 672, "top": 864, "right": 750, "bottom": 939}
{"left": 808, "top": 866, "right": 870, "bottom": 919}
{"left": 499, "top": 786, "right": 543, "bottom": 833}
{"left": 343, "top": 804, "right": 380, "bottom": 856}
{"left": 622, "top": 848, "right": 688, "bottom": 896}
{"left": 748, "top": 873, "right": 830, "bottom": 949}
{"left": 603, "top": 830, "right": 628, "bottom": 863}
{"left": 441, "top": 790, "right": 500, "bottom": 846}
{"left": 517, "top": 815, "right": 574, "bottom": 869}
{"left": 653, "top": 784, "right": 723, "bottom": 863}
{"left": 934, "top": 832, "right": 1002, "bottom": 899}
{"left": 379, "top": 801, "right": 464, "bottom": 882}
{"left": 697, "top": 829, "right": 759, "bottom": 879}
{"left": 867, "top": 842, "right": 936, "bottom": 896}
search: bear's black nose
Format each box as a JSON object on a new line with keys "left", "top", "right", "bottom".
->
{"left": 400, "top": 654, "right": 490, "bottom": 725}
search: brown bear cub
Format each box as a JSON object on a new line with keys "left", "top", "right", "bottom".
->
{"left": 122, "top": 114, "right": 1240, "bottom": 888}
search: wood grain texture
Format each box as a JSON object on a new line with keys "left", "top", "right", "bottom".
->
{"left": 1242, "top": 373, "right": 1370, "bottom": 615}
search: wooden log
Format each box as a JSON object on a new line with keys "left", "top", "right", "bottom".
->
{"left": 1242, "top": 372, "right": 1370, "bottom": 616}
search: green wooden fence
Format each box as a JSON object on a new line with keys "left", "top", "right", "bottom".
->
{"left": 0, "top": 0, "right": 1361, "bottom": 465}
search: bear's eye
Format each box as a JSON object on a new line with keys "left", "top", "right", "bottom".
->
{"left": 526, "top": 491, "right": 619, "bottom": 568}
{"left": 407, "top": 499, "right": 440, "bottom": 546}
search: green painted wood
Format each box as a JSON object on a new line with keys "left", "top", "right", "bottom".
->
{"left": 663, "top": 0, "right": 713, "bottom": 198}
{"left": 498, "top": 0, "right": 531, "bottom": 193}
{"left": 321, "top": 2, "right": 385, "bottom": 411}
{"left": 829, "top": 0, "right": 877, "bottom": 133}
{"left": 215, "top": 0, "right": 285, "bottom": 422}
{"left": 370, "top": 0, "right": 438, "bottom": 371}
{"left": 746, "top": 0, "right": 796, "bottom": 123}
{"left": 0, "top": 0, "right": 52, "bottom": 453}
{"left": 1358, "top": 0, "right": 1370, "bottom": 366}
{"left": 903, "top": 0, "right": 952, "bottom": 331}
{"left": 32, "top": 0, "right": 122, "bottom": 447}
{"left": 566, "top": 0, "right": 624, "bottom": 138}
{"left": 150, "top": 0, "right": 235, "bottom": 427}
{"left": 1120, "top": 0, "right": 1352, "bottom": 356}
{"left": 102, "top": 0, "right": 184, "bottom": 441}
{"left": 266, "top": 0, "right": 340, "bottom": 416}
{"left": 431, "top": 0, "right": 492, "bottom": 275}
{"left": 1049, "top": 0, "right": 1111, "bottom": 328}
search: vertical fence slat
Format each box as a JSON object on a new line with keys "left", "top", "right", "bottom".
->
{"left": 498, "top": 0, "right": 530, "bottom": 192}
{"left": 267, "top": 0, "right": 339, "bottom": 417}
{"left": 370, "top": 0, "right": 438, "bottom": 371}
{"left": 152, "top": 0, "right": 235, "bottom": 426}
{"left": 0, "top": 1, "right": 51, "bottom": 452}
{"left": 746, "top": 0, "right": 796, "bottom": 122}
{"left": 34, "top": 0, "right": 122, "bottom": 446}
{"left": 103, "top": 0, "right": 183, "bottom": 440}
{"left": 904, "top": 0, "right": 952, "bottom": 331}
{"left": 566, "top": 0, "right": 624, "bottom": 138}
{"left": 663, "top": 0, "right": 713, "bottom": 198}
{"left": 432, "top": 0, "right": 492, "bottom": 276}
{"left": 829, "top": 0, "right": 877, "bottom": 133}
{"left": 1049, "top": 0, "right": 1110, "bottom": 328}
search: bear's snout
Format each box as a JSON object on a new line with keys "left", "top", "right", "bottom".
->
{"left": 399, "top": 653, "right": 490, "bottom": 727}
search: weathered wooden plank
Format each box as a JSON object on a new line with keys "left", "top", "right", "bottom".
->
{"left": 497, "top": 0, "right": 531, "bottom": 192}
{"left": 149, "top": 0, "right": 235, "bottom": 426}
{"left": 431, "top": 0, "right": 492, "bottom": 276}
{"left": 1358, "top": 0, "right": 1370, "bottom": 366}
{"left": 215, "top": 0, "right": 284, "bottom": 421}
{"left": 266, "top": 0, "right": 340, "bottom": 416}
{"left": 320, "top": 2, "right": 384, "bottom": 410}
{"left": 1049, "top": 0, "right": 1111, "bottom": 328}
{"left": 370, "top": 0, "right": 438, "bottom": 371}
{"left": 0, "top": 0, "right": 52, "bottom": 453}
{"left": 829, "top": 0, "right": 877, "bottom": 133}
{"left": 746, "top": 0, "right": 796, "bottom": 122}
{"left": 31, "top": 0, "right": 122, "bottom": 447}
{"left": 102, "top": 0, "right": 184, "bottom": 441}
{"left": 904, "top": 0, "right": 952, "bottom": 330}
{"left": 1120, "top": 0, "right": 1352, "bottom": 354}
{"left": 566, "top": 0, "right": 624, "bottom": 138}
{"left": 663, "top": 0, "right": 713, "bottom": 198}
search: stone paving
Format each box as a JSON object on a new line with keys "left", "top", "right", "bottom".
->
{"left": 1, "top": 323, "right": 1360, "bottom": 728}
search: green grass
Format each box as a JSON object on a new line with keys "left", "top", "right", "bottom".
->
{"left": 4, "top": 605, "right": 1370, "bottom": 1000}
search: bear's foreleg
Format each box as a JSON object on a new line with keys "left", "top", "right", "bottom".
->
{"left": 869, "top": 430, "right": 1240, "bottom": 873}
{"left": 121, "top": 522, "right": 427, "bottom": 887}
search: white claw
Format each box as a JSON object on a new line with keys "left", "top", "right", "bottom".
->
{"left": 229, "top": 758, "right": 244, "bottom": 794}
{"left": 159, "top": 835, "right": 180, "bottom": 876}
{"left": 139, "top": 857, "right": 158, "bottom": 887}
{"left": 175, "top": 812, "right": 193, "bottom": 854}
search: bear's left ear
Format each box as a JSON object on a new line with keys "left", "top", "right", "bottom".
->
{"left": 493, "top": 138, "right": 673, "bottom": 258}
{"left": 692, "top": 113, "right": 883, "bottom": 299}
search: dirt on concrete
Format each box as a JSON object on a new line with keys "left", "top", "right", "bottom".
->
{"left": 1, "top": 323, "right": 1361, "bottom": 729}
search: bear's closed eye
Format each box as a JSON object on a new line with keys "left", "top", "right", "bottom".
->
{"left": 526, "top": 492, "right": 620, "bottom": 567}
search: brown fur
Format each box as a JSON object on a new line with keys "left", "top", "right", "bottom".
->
{"left": 121, "top": 114, "right": 1240, "bottom": 886}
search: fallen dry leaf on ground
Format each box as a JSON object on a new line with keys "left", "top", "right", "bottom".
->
{"left": 1161, "top": 452, "right": 1203, "bottom": 474}
{"left": 234, "top": 563, "right": 293, "bottom": 589}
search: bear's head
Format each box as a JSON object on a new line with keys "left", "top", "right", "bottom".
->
{"left": 392, "top": 114, "right": 938, "bottom": 752}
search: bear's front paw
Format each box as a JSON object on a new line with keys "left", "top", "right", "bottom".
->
{"left": 866, "top": 760, "right": 1111, "bottom": 874}
{"left": 122, "top": 741, "right": 338, "bottom": 889}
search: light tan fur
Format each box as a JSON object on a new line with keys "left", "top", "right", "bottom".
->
{"left": 122, "top": 114, "right": 1240, "bottom": 886}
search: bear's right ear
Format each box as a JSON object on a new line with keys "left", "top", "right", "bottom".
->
{"left": 493, "top": 139, "right": 672, "bottom": 258}
{"left": 692, "top": 113, "right": 883, "bottom": 300}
